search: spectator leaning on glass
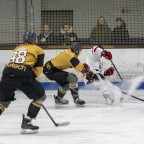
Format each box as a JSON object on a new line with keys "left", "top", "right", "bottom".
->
{"left": 58, "top": 23, "right": 78, "bottom": 45}
{"left": 90, "top": 16, "right": 111, "bottom": 44}
{"left": 111, "top": 17, "right": 129, "bottom": 44}
{"left": 37, "top": 24, "right": 55, "bottom": 44}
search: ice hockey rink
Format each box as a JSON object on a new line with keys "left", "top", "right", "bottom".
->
{"left": 1, "top": 89, "right": 144, "bottom": 144}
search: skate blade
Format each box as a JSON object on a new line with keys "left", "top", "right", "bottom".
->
{"left": 55, "top": 100, "right": 69, "bottom": 105}
{"left": 75, "top": 103, "right": 86, "bottom": 107}
{"left": 55, "top": 102, "right": 69, "bottom": 105}
{"left": 20, "top": 129, "right": 39, "bottom": 134}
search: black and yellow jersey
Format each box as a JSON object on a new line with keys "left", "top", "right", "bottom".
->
{"left": 6, "top": 44, "right": 45, "bottom": 77}
{"left": 50, "top": 49, "right": 84, "bottom": 72}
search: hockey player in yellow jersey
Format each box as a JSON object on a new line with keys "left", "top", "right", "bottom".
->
{"left": 0, "top": 31, "right": 45, "bottom": 134}
{"left": 43, "top": 42, "right": 91, "bottom": 106}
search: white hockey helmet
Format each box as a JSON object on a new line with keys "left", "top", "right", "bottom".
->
{"left": 91, "top": 45, "right": 103, "bottom": 56}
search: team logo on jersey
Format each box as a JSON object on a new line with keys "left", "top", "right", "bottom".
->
{"left": 6, "top": 63, "right": 26, "bottom": 71}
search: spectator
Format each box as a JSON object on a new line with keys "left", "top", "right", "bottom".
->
{"left": 84, "top": 45, "right": 123, "bottom": 104}
{"left": 37, "top": 24, "right": 55, "bottom": 45}
{"left": 58, "top": 23, "right": 78, "bottom": 45}
{"left": 90, "top": 16, "right": 111, "bottom": 44}
{"left": 111, "top": 17, "right": 129, "bottom": 44}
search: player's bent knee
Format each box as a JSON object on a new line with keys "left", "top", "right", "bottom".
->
{"left": 0, "top": 101, "right": 11, "bottom": 115}
{"left": 67, "top": 73, "right": 78, "bottom": 83}
{"left": 32, "top": 94, "right": 46, "bottom": 108}
{"left": 36, "top": 94, "right": 46, "bottom": 102}
{"left": 67, "top": 73, "right": 78, "bottom": 89}
{"left": 61, "top": 84, "right": 69, "bottom": 91}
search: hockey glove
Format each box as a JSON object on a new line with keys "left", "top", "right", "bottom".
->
{"left": 104, "top": 67, "right": 115, "bottom": 76}
{"left": 83, "top": 71, "right": 95, "bottom": 84}
{"left": 101, "top": 50, "right": 112, "bottom": 60}
{"left": 82, "top": 63, "right": 90, "bottom": 73}
{"left": 85, "top": 71, "right": 94, "bottom": 81}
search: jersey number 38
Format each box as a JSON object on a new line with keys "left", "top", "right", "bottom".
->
{"left": 10, "top": 51, "right": 27, "bottom": 63}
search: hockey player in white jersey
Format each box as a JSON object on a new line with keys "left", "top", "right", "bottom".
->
{"left": 84, "top": 45, "right": 122, "bottom": 104}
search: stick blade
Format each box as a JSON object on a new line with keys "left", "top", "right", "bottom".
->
{"left": 57, "top": 121, "right": 70, "bottom": 127}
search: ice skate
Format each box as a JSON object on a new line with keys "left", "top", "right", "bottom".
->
{"left": 54, "top": 95, "right": 69, "bottom": 105}
{"left": 104, "top": 94, "right": 114, "bottom": 104}
{"left": 103, "top": 91, "right": 114, "bottom": 104}
{"left": 74, "top": 97, "right": 85, "bottom": 106}
{"left": 21, "top": 114, "right": 39, "bottom": 134}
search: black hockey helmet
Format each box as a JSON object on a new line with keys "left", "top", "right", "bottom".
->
{"left": 23, "top": 31, "right": 37, "bottom": 44}
{"left": 70, "top": 42, "right": 82, "bottom": 55}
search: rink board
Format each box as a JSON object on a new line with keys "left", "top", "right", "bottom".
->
{"left": 40, "top": 81, "right": 144, "bottom": 90}
{"left": 0, "top": 48, "right": 144, "bottom": 89}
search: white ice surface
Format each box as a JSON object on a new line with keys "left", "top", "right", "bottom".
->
{"left": 1, "top": 90, "right": 144, "bottom": 144}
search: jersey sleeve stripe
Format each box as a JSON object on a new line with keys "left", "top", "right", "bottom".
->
{"left": 34, "top": 54, "right": 45, "bottom": 67}
{"left": 70, "top": 57, "right": 80, "bottom": 68}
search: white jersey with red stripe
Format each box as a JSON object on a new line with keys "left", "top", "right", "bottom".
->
{"left": 86, "top": 45, "right": 103, "bottom": 73}
{"left": 84, "top": 46, "right": 123, "bottom": 104}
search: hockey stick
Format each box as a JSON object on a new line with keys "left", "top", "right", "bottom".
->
{"left": 121, "top": 91, "right": 144, "bottom": 102}
{"left": 110, "top": 59, "right": 144, "bottom": 102}
{"left": 42, "top": 104, "right": 70, "bottom": 127}
{"left": 110, "top": 60, "right": 123, "bottom": 81}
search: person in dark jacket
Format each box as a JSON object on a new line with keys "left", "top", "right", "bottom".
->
{"left": 111, "top": 17, "right": 129, "bottom": 44}
{"left": 90, "top": 16, "right": 111, "bottom": 44}
{"left": 58, "top": 23, "right": 78, "bottom": 45}
{"left": 37, "top": 24, "right": 55, "bottom": 45}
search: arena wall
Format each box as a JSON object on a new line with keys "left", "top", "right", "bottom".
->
{"left": 0, "top": 0, "right": 144, "bottom": 43}
{"left": 0, "top": 48, "right": 144, "bottom": 90}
